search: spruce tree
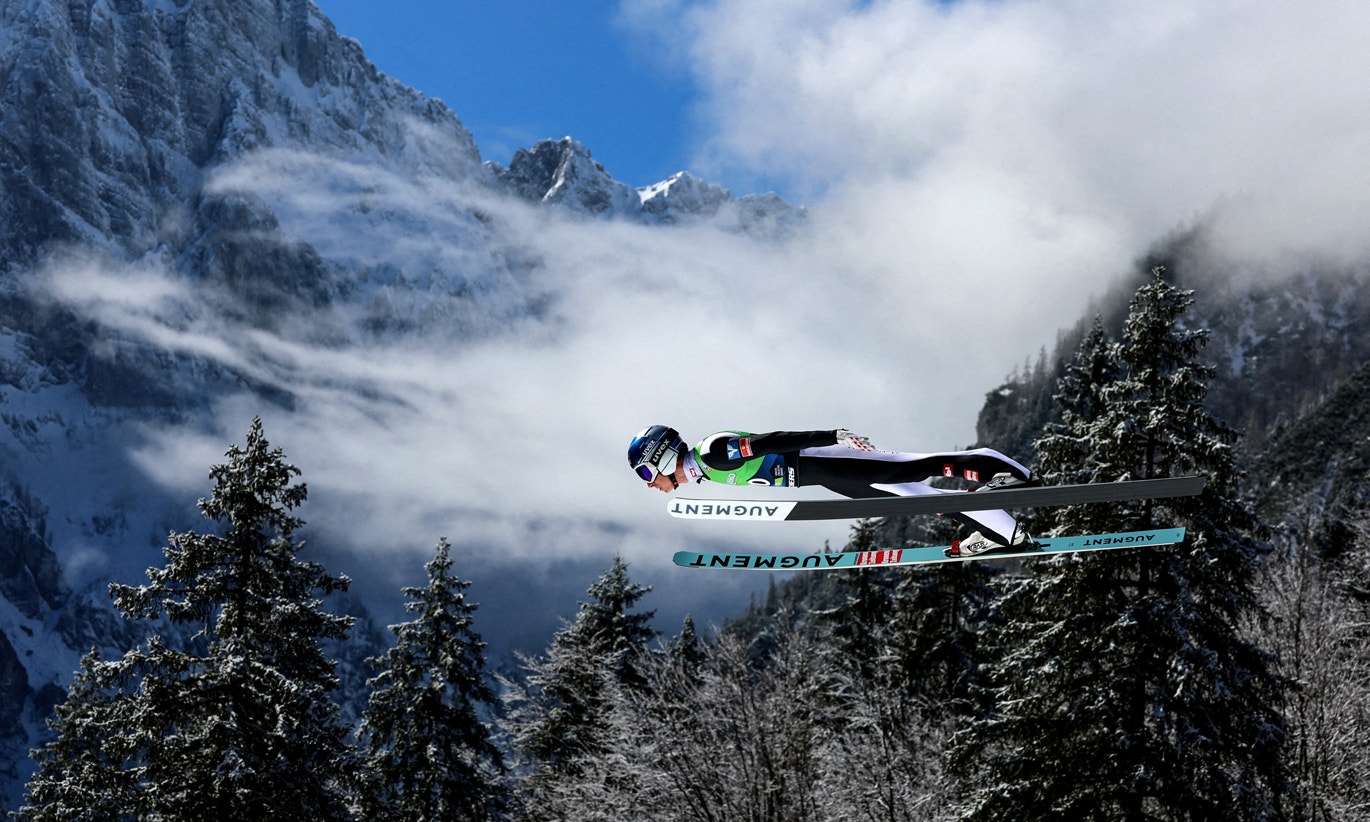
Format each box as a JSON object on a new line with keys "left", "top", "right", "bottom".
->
{"left": 824, "top": 519, "right": 895, "bottom": 682}
{"left": 824, "top": 516, "right": 994, "bottom": 710}
{"left": 500, "top": 556, "right": 656, "bottom": 818}
{"left": 359, "top": 538, "right": 508, "bottom": 820}
{"left": 957, "top": 270, "right": 1290, "bottom": 819}
{"left": 18, "top": 648, "right": 138, "bottom": 818}
{"left": 667, "top": 614, "right": 708, "bottom": 670}
{"left": 574, "top": 555, "right": 657, "bottom": 688}
{"left": 20, "top": 418, "right": 357, "bottom": 821}
{"left": 1029, "top": 315, "right": 1120, "bottom": 494}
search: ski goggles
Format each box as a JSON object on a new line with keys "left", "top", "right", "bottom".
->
{"left": 633, "top": 447, "right": 679, "bottom": 483}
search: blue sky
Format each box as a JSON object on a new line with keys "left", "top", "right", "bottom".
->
{"left": 314, "top": 0, "right": 700, "bottom": 189}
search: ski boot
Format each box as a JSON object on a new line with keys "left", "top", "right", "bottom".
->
{"left": 973, "top": 472, "right": 1041, "bottom": 492}
{"left": 944, "top": 524, "right": 1035, "bottom": 558}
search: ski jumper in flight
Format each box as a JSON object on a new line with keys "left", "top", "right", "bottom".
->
{"left": 628, "top": 426, "right": 1037, "bottom": 556}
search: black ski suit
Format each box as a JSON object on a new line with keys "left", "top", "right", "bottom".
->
{"left": 690, "top": 429, "right": 1031, "bottom": 544}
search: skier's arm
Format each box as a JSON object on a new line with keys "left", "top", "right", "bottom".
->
{"left": 744, "top": 430, "right": 843, "bottom": 455}
{"left": 701, "top": 430, "right": 840, "bottom": 467}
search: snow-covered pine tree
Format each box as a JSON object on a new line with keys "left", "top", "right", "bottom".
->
{"left": 823, "top": 519, "right": 894, "bottom": 682}
{"left": 573, "top": 555, "right": 657, "bottom": 689}
{"left": 885, "top": 556, "right": 996, "bottom": 715}
{"left": 1028, "top": 315, "right": 1120, "bottom": 494}
{"left": 499, "top": 555, "right": 656, "bottom": 819}
{"left": 956, "top": 269, "right": 1290, "bottom": 820}
{"left": 823, "top": 513, "right": 992, "bottom": 711}
{"left": 20, "top": 418, "right": 357, "bottom": 821}
{"left": 667, "top": 613, "right": 707, "bottom": 669}
{"left": 18, "top": 648, "right": 138, "bottom": 817}
{"left": 359, "top": 537, "right": 509, "bottom": 821}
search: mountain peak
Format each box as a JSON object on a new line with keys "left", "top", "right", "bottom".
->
{"left": 490, "top": 137, "right": 640, "bottom": 215}
{"left": 488, "top": 141, "right": 805, "bottom": 236}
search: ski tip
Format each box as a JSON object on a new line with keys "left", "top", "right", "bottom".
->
{"left": 666, "top": 499, "right": 798, "bottom": 521}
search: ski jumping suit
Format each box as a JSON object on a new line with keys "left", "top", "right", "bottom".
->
{"left": 684, "top": 430, "right": 1031, "bottom": 545}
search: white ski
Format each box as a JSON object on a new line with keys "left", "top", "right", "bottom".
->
{"left": 667, "top": 476, "right": 1205, "bottom": 522}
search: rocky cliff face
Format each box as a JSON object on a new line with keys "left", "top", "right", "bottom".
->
{"left": 0, "top": 0, "right": 481, "bottom": 264}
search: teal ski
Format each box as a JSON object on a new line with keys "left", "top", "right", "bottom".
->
{"left": 673, "top": 528, "right": 1186, "bottom": 570}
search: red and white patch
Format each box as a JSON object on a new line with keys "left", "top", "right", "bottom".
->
{"left": 855, "top": 550, "right": 903, "bottom": 566}
{"left": 963, "top": 469, "right": 981, "bottom": 483}
{"left": 739, "top": 437, "right": 753, "bottom": 458}
{"left": 942, "top": 463, "right": 954, "bottom": 478}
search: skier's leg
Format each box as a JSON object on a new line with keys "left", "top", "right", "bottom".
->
{"left": 947, "top": 508, "right": 1022, "bottom": 546}
{"left": 798, "top": 445, "right": 1031, "bottom": 486}
{"left": 863, "top": 483, "right": 1020, "bottom": 544}
{"left": 796, "top": 451, "right": 1025, "bottom": 544}
{"left": 941, "top": 447, "right": 1032, "bottom": 484}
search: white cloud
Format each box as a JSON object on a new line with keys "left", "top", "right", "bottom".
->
{"left": 632, "top": 0, "right": 1370, "bottom": 272}
{"left": 44, "top": 161, "right": 865, "bottom": 589}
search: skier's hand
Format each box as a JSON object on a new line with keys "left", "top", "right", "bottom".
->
{"left": 836, "top": 429, "right": 875, "bottom": 451}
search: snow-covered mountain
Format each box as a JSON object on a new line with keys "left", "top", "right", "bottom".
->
{"left": 0, "top": 0, "right": 806, "bottom": 807}
{"left": 490, "top": 136, "right": 805, "bottom": 234}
